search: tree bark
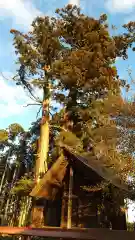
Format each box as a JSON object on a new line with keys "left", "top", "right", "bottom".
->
{"left": 32, "top": 81, "right": 50, "bottom": 227}
{"left": 36, "top": 92, "right": 50, "bottom": 181}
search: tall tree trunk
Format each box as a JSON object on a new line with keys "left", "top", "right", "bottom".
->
{"left": 36, "top": 84, "right": 50, "bottom": 181}
{"left": 32, "top": 80, "right": 50, "bottom": 227}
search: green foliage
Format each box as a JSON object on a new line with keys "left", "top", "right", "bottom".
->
{"left": 11, "top": 176, "right": 34, "bottom": 195}
{"left": 0, "top": 129, "right": 8, "bottom": 142}
{"left": 8, "top": 123, "right": 24, "bottom": 137}
{"left": 56, "top": 130, "right": 83, "bottom": 151}
{"left": 0, "top": 122, "right": 36, "bottom": 210}
{"left": 81, "top": 181, "right": 109, "bottom": 192}
{"left": 10, "top": 6, "right": 135, "bottom": 175}
{"left": 127, "top": 222, "right": 134, "bottom": 232}
{"left": 10, "top": 16, "right": 63, "bottom": 99}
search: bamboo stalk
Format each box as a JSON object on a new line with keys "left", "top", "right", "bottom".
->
{"left": 18, "top": 198, "right": 24, "bottom": 227}
{"left": 19, "top": 196, "right": 32, "bottom": 227}
{"left": 21, "top": 197, "right": 28, "bottom": 226}
{"left": 0, "top": 148, "right": 11, "bottom": 194}
{"left": 4, "top": 198, "right": 10, "bottom": 224}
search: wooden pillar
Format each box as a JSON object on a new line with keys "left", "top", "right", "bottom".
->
{"left": 76, "top": 198, "right": 79, "bottom": 227}
{"left": 67, "top": 166, "right": 73, "bottom": 229}
{"left": 61, "top": 183, "right": 66, "bottom": 228}
{"left": 31, "top": 198, "right": 44, "bottom": 227}
{"left": 31, "top": 138, "right": 46, "bottom": 227}
{"left": 31, "top": 206, "right": 44, "bottom": 227}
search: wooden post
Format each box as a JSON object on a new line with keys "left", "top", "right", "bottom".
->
{"left": 67, "top": 166, "right": 73, "bottom": 229}
{"left": 61, "top": 183, "right": 66, "bottom": 228}
{"left": 76, "top": 198, "right": 79, "bottom": 227}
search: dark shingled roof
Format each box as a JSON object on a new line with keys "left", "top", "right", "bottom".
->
{"left": 30, "top": 145, "right": 131, "bottom": 199}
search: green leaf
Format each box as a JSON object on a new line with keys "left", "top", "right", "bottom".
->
{"left": 0, "top": 129, "right": 8, "bottom": 142}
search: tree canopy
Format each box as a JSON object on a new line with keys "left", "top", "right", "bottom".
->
{"left": 9, "top": 4, "right": 135, "bottom": 193}
{"left": 1, "top": 4, "right": 135, "bottom": 228}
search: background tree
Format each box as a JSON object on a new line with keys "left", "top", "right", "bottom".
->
{"left": 52, "top": 6, "right": 134, "bottom": 180}
{"left": 0, "top": 122, "right": 38, "bottom": 226}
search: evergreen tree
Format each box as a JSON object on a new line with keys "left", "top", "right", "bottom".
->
{"left": 9, "top": 5, "right": 135, "bottom": 228}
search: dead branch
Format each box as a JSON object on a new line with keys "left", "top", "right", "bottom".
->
{"left": 24, "top": 103, "right": 42, "bottom": 107}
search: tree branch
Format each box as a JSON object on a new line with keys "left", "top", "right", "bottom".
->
{"left": 50, "top": 125, "right": 67, "bottom": 132}
{"left": 25, "top": 85, "right": 42, "bottom": 103}
{"left": 24, "top": 103, "right": 42, "bottom": 107}
{"left": 0, "top": 71, "right": 12, "bottom": 81}
{"left": 25, "top": 91, "right": 42, "bottom": 104}
{"left": 0, "top": 71, "right": 42, "bottom": 104}
{"left": 36, "top": 106, "right": 42, "bottom": 119}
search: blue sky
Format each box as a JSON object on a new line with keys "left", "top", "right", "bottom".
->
{"left": 0, "top": 0, "right": 135, "bottom": 131}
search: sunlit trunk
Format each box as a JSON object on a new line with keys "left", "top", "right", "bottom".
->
{"left": 36, "top": 82, "right": 50, "bottom": 181}
{"left": 36, "top": 120, "right": 49, "bottom": 182}
{"left": 32, "top": 80, "right": 50, "bottom": 227}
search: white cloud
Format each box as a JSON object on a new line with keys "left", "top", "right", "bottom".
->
{"left": 0, "top": 0, "right": 42, "bottom": 29}
{"left": 0, "top": 73, "right": 26, "bottom": 118}
{"left": 69, "top": 0, "right": 80, "bottom": 6}
{"left": 0, "top": 72, "right": 42, "bottom": 118}
{"left": 115, "top": 57, "right": 121, "bottom": 61}
{"left": 105, "top": 0, "right": 135, "bottom": 13}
